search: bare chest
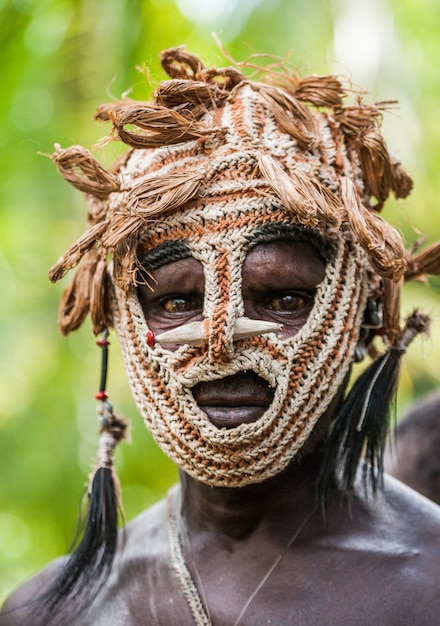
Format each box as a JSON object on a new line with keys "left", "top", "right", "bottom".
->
{"left": 184, "top": 542, "right": 435, "bottom": 626}
{"left": 83, "top": 539, "right": 438, "bottom": 626}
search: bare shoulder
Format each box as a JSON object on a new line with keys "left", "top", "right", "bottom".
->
{"left": 384, "top": 474, "right": 440, "bottom": 581}
{"left": 309, "top": 474, "right": 440, "bottom": 625}
{"left": 381, "top": 472, "right": 440, "bottom": 541}
{"left": 356, "top": 474, "right": 440, "bottom": 623}
{"left": 359, "top": 473, "right": 440, "bottom": 572}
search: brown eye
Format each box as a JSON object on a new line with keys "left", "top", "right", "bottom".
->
{"left": 163, "top": 297, "right": 188, "bottom": 313}
{"left": 161, "top": 294, "right": 202, "bottom": 315}
{"left": 266, "top": 292, "right": 313, "bottom": 313}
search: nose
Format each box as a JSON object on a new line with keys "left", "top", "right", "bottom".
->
{"left": 155, "top": 316, "right": 281, "bottom": 349}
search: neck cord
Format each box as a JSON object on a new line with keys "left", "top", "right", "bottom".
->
{"left": 168, "top": 489, "right": 211, "bottom": 626}
{"left": 167, "top": 487, "right": 318, "bottom": 626}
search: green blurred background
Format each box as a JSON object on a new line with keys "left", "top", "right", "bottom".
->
{"left": 1, "top": 0, "right": 440, "bottom": 603}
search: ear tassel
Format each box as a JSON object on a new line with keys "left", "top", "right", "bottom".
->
{"left": 319, "top": 311, "right": 430, "bottom": 500}
{"left": 35, "top": 331, "right": 129, "bottom": 624}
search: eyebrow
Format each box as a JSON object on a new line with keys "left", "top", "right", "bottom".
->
{"left": 139, "top": 240, "right": 191, "bottom": 272}
{"left": 248, "top": 222, "right": 331, "bottom": 259}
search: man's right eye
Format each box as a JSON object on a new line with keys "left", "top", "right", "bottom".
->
{"left": 159, "top": 294, "right": 203, "bottom": 315}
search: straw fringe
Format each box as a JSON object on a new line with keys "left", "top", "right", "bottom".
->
{"left": 49, "top": 221, "right": 109, "bottom": 283}
{"left": 95, "top": 168, "right": 206, "bottom": 288}
{"left": 341, "top": 177, "right": 406, "bottom": 281}
{"left": 354, "top": 128, "right": 413, "bottom": 208}
{"left": 95, "top": 101, "right": 135, "bottom": 123}
{"left": 258, "top": 154, "right": 343, "bottom": 228}
{"left": 155, "top": 79, "right": 228, "bottom": 111}
{"left": 90, "top": 258, "right": 113, "bottom": 334}
{"left": 57, "top": 252, "right": 97, "bottom": 335}
{"left": 57, "top": 251, "right": 112, "bottom": 336}
{"left": 160, "top": 46, "right": 206, "bottom": 79}
{"left": 257, "top": 85, "right": 315, "bottom": 149}
{"left": 337, "top": 102, "right": 387, "bottom": 134}
{"left": 106, "top": 104, "right": 217, "bottom": 149}
{"left": 293, "top": 74, "right": 345, "bottom": 108}
{"left": 356, "top": 129, "right": 396, "bottom": 206}
{"left": 405, "top": 240, "right": 440, "bottom": 281}
{"left": 390, "top": 154, "right": 413, "bottom": 199}
{"left": 336, "top": 103, "right": 413, "bottom": 206}
{"left": 382, "top": 278, "right": 402, "bottom": 346}
{"left": 52, "top": 145, "right": 120, "bottom": 198}
{"left": 101, "top": 215, "right": 144, "bottom": 249}
{"left": 160, "top": 46, "right": 245, "bottom": 92}
{"left": 127, "top": 168, "right": 206, "bottom": 216}
{"left": 112, "top": 232, "right": 143, "bottom": 290}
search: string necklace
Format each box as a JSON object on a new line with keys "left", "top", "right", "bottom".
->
{"left": 167, "top": 487, "right": 318, "bottom": 626}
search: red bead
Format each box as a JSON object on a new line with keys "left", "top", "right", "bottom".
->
{"left": 146, "top": 331, "right": 155, "bottom": 348}
{"left": 95, "top": 390, "right": 108, "bottom": 400}
{"left": 96, "top": 338, "right": 110, "bottom": 347}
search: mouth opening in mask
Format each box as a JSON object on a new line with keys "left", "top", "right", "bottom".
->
{"left": 191, "top": 370, "right": 275, "bottom": 429}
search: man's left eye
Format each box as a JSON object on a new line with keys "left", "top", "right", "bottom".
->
{"left": 265, "top": 292, "right": 314, "bottom": 313}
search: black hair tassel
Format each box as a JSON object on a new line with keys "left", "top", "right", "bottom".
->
{"left": 34, "top": 331, "right": 129, "bottom": 625}
{"left": 319, "top": 311, "right": 430, "bottom": 501}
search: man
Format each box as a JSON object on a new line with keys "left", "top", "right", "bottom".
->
{"left": 1, "top": 47, "right": 440, "bottom": 625}
{"left": 385, "top": 390, "right": 440, "bottom": 505}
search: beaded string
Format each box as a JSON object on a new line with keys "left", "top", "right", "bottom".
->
{"left": 91, "top": 330, "right": 129, "bottom": 480}
{"left": 95, "top": 329, "right": 110, "bottom": 402}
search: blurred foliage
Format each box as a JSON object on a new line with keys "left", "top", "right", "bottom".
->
{"left": 1, "top": 0, "right": 440, "bottom": 603}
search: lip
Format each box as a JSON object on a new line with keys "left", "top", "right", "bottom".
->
{"left": 192, "top": 371, "right": 274, "bottom": 429}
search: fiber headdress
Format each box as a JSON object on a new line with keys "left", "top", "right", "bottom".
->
{"left": 40, "top": 47, "right": 440, "bottom": 623}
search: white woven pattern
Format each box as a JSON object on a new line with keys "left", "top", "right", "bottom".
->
{"left": 109, "top": 82, "right": 372, "bottom": 486}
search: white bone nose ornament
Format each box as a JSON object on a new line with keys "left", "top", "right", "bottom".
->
{"left": 155, "top": 317, "right": 282, "bottom": 347}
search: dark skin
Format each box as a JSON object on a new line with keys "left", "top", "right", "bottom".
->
{"left": 141, "top": 240, "right": 324, "bottom": 428}
{"left": 2, "top": 240, "right": 440, "bottom": 625}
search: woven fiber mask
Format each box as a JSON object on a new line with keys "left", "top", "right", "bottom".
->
{"left": 50, "top": 48, "right": 438, "bottom": 491}
{"left": 112, "top": 188, "right": 369, "bottom": 488}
